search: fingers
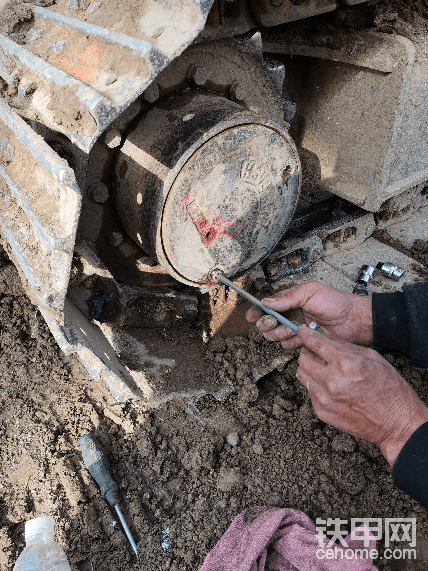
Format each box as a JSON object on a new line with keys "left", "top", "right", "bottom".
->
{"left": 261, "top": 281, "right": 321, "bottom": 312}
{"left": 296, "top": 366, "right": 324, "bottom": 398}
{"left": 295, "top": 364, "right": 312, "bottom": 390}
{"left": 297, "top": 324, "right": 339, "bottom": 363}
{"left": 296, "top": 366, "right": 336, "bottom": 424}
{"left": 246, "top": 306, "right": 263, "bottom": 323}
{"left": 246, "top": 307, "right": 296, "bottom": 341}
{"left": 256, "top": 315, "right": 279, "bottom": 332}
{"left": 263, "top": 324, "right": 297, "bottom": 342}
{"left": 280, "top": 335, "right": 303, "bottom": 350}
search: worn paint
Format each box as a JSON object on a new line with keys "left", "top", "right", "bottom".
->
{"left": 52, "top": 37, "right": 105, "bottom": 83}
{"left": 182, "top": 191, "right": 242, "bottom": 246}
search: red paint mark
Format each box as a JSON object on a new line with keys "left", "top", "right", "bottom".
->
{"left": 52, "top": 37, "right": 106, "bottom": 83}
{"left": 281, "top": 165, "right": 292, "bottom": 181}
{"left": 182, "top": 192, "right": 242, "bottom": 246}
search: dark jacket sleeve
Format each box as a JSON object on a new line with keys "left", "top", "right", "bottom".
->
{"left": 392, "top": 422, "right": 428, "bottom": 510}
{"left": 372, "top": 281, "right": 428, "bottom": 508}
{"left": 372, "top": 281, "right": 428, "bottom": 367}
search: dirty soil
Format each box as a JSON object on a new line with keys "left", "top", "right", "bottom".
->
{"left": 0, "top": 247, "right": 427, "bottom": 571}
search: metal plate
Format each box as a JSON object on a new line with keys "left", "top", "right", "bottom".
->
{"left": 161, "top": 122, "right": 300, "bottom": 284}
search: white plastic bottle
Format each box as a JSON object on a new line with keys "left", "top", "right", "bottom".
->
{"left": 13, "top": 516, "right": 71, "bottom": 571}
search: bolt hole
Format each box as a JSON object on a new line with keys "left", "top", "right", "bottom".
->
{"left": 281, "top": 165, "right": 292, "bottom": 180}
{"left": 343, "top": 226, "right": 357, "bottom": 241}
{"left": 287, "top": 249, "right": 302, "bottom": 268}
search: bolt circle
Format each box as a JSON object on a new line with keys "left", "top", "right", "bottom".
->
{"left": 87, "top": 182, "right": 109, "bottom": 204}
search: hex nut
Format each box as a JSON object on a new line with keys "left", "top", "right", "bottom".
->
{"left": 187, "top": 65, "right": 210, "bottom": 87}
{"left": 230, "top": 82, "right": 246, "bottom": 102}
{"left": 87, "top": 182, "right": 109, "bottom": 204}
{"left": 143, "top": 83, "right": 160, "bottom": 103}
{"left": 103, "top": 129, "right": 122, "bottom": 149}
{"left": 107, "top": 230, "right": 124, "bottom": 247}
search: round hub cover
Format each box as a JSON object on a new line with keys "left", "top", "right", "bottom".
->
{"left": 161, "top": 121, "right": 300, "bottom": 284}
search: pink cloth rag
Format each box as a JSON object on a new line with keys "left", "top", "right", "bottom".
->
{"left": 200, "top": 507, "right": 379, "bottom": 571}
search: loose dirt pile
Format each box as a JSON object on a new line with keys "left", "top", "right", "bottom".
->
{"left": 0, "top": 248, "right": 427, "bottom": 571}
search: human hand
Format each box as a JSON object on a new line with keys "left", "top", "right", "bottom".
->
{"left": 296, "top": 325, "right": 428, "bottom": 466}
{"left": 246, "top": 280, "right": 373, "bottom": 349}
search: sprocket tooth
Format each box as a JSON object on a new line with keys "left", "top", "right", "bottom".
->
{"left": 247, "top": 31, "right": 263, "bottom": 65}
{"left": 263, "top": 60, "right": 285, "bottom": 96}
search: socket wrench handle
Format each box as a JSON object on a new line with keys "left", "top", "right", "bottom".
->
{"left": 80, "top": 433, "right": 120, "bottom": 507}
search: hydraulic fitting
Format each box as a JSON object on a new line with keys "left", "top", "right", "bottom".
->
{"left": 376, "top": 262, "right": 405, "bottom": 280}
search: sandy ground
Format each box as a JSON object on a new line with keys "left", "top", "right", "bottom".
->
{"left": 0, "top": 243, "right": 427, "bottom": 571}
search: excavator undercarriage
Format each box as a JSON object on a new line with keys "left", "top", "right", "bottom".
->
{"left": 0, "top": 0, "right": 427, "bottom": 404}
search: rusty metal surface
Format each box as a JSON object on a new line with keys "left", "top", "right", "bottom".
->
{"left": 115, "top": 92, "right": 301, "bottom": 285}
{"left": 0, "top": 1, "right": 213, "bottom": 153}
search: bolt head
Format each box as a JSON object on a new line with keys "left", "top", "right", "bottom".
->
{"left": 87, "top": 182, "right": 109, "bottom": 203}
{"left": 108, "top": 230, "right": 124, "bottom": 247}
{"left": 187, "top": 65, "right": 209, "bottom": 87}
{"left": 143, "top": 82, "right": 159, "bottom": 103}
{"left": 103, "top": 129, "right": 121, "bottom": 149}
{"left": 230, "top": 82, "right": 246, "bottom": 102}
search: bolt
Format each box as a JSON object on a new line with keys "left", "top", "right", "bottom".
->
{"left": 87, "top": 182, "right": 109, "bottom": 204}
{"left": 230, "top": 82, "right": 246, "bottom": 102}
{"left": 308, "top": 322, "right": 317, "bottom": 330}
{"left": 143, "top": 82, "right": 159, "bottom": 103}
{"left": 107, "top": 230, "right": 123, "bottom": 247}
{"left": 102, "top": 128, "right": 121, "bottom": 149}
{"left": 187, "top": 65, "right": 210, "bottom": 87}
{"left": 104, "top": 70, "right": 118, "bottom": 87}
